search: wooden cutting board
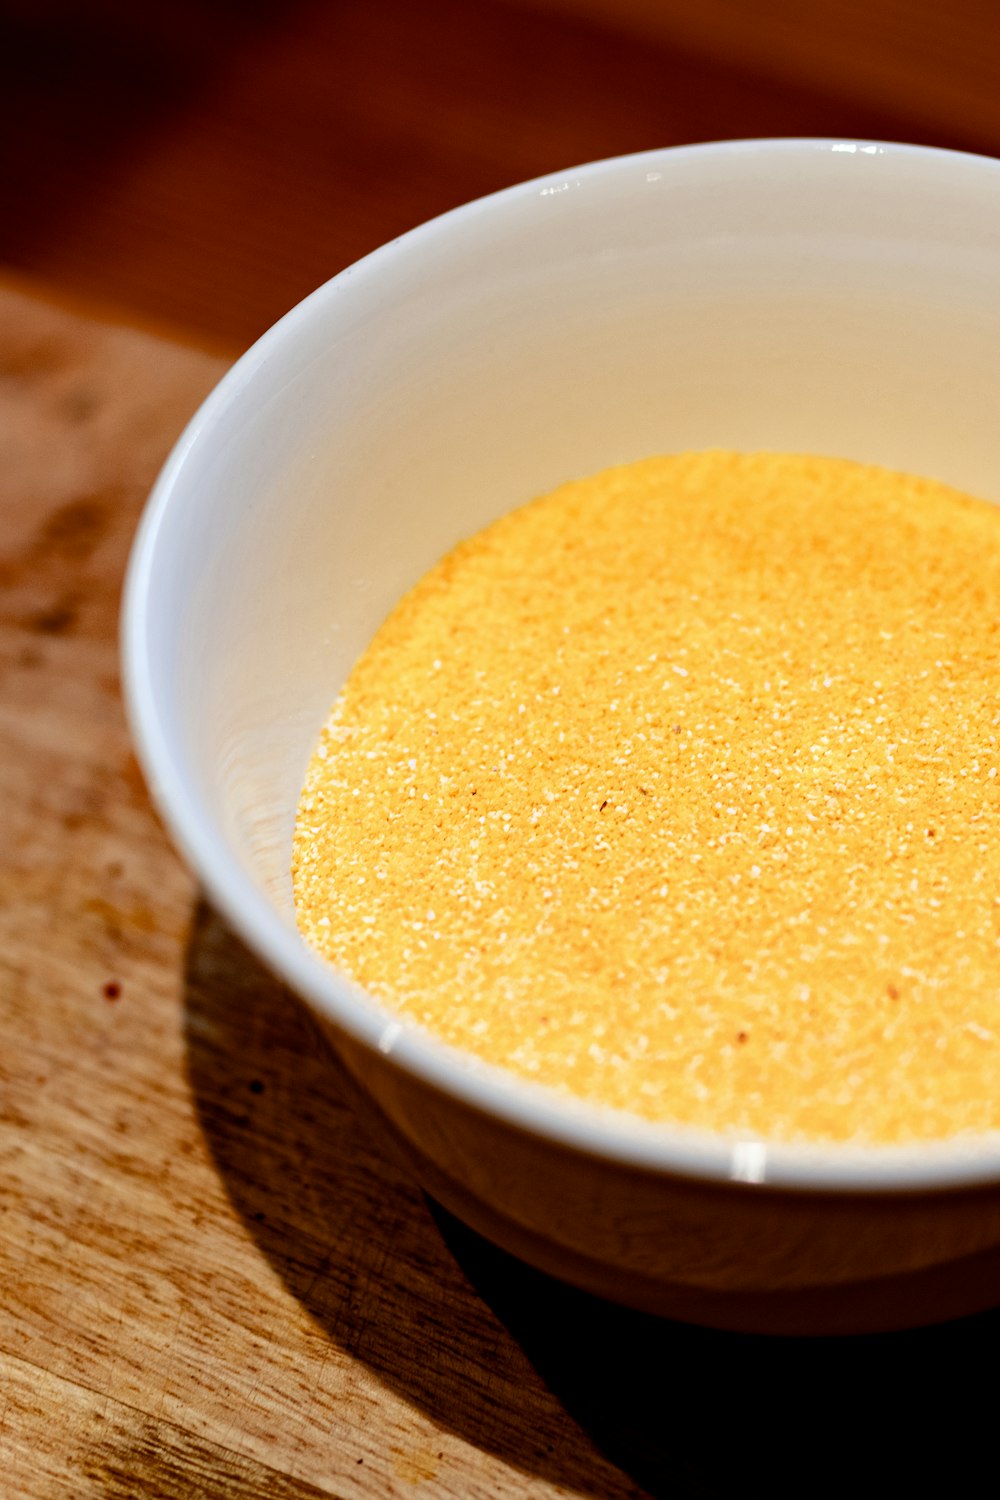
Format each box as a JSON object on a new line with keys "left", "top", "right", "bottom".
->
{"left": 0, "top": 280, "right": 655, "bottom": 1499}
{"left": 1, "top": 277, "right": 998, "bottom": 1499}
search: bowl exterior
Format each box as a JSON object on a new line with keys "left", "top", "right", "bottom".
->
{"left": 124, "top": 138, "right": 1000, "bottom": 1333}
{"left": 321, "top": 1024, "right": 1000, "bottom": 1335}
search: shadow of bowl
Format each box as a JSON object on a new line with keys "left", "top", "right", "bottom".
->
{"left": 184, "top": 900, "right": 1000, "bottom": 1497}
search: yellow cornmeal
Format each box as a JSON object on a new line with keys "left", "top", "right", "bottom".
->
{"left": 292, "top": 451, "right": 1000, "bottom": 1145}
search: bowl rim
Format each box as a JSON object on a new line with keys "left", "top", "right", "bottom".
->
{"left": 123, "top": 135, "right": 1000, "bottom": 1195}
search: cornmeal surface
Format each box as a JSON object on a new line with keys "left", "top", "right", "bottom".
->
{"left": 292, "top": 451, "right": 1000, "bottom": 1143}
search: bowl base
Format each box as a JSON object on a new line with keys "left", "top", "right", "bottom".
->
{"left": 425, "top": 1172, "right": 1000, "bottom": 1336}
{"left": 325, "top": 1030, "right": 1000, "bottom": 1337}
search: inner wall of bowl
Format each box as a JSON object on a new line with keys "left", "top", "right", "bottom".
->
{"left": 152, "top": 143, "right": 1000, "bottom": 916}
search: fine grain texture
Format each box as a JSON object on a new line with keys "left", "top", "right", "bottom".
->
{"left": 293, "top": 452, "right": 1000, "bottom": 1143}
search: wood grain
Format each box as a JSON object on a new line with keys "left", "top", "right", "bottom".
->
{"left": 0, "top": 284, "right": 644, "bottom": 1498}
{"left": 7, "top": 284, "right": 1000, "bottom": 1496}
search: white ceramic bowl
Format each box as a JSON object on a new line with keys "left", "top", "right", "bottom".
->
{"left": 124, "top": 139, "right": 1000, "bottom": 1335}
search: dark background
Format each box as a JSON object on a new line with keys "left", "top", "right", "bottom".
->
{"left": 3, "top": 0, "right": 1000, "bottom": 350}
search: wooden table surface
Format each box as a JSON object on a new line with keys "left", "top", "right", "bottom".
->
{"left": 7, "top": 0, "right": 1000, "bottom": 353}
{"left": 3, "top": 279, "right": 1000, "bottom": 1498}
